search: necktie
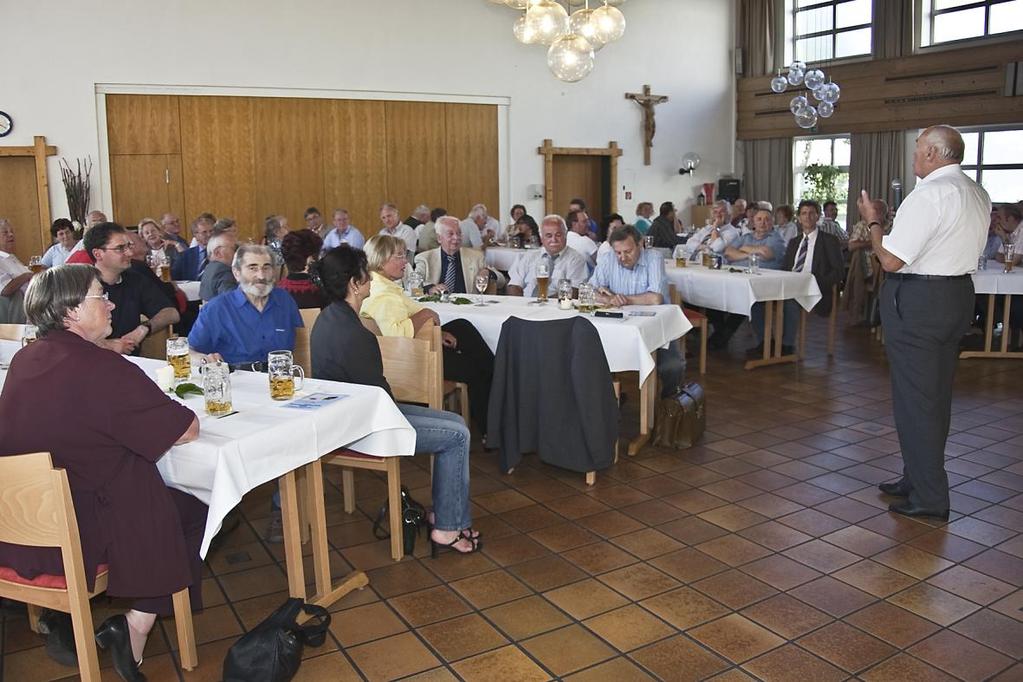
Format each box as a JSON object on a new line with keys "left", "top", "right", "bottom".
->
{"left": 197, "top": 248, "right": 208, "bottom": 279}
{"left": 444, "top": 253, "right": 457, "bottom": 292}
{"left": 793, "top": 236, "right": 808, "bottom": 273}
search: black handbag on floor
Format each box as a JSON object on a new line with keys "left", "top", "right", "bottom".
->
{"left": 222, "top": 598, "right": 331, "bottom": 682}
{"left": 372, "top": 485, "right": 427, "bottom": 555}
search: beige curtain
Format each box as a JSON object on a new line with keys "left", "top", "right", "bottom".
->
{"left": 738, "top": 0, "right": 775, "bottom": 77}
{"left": 845, "top": 131, "right": 906, "bottom": 224}
{"left": 872, "top": 0, "right": 912, "bottom": 59}
{"left": 743, "top": 138, "right": 794, "bottom": 208}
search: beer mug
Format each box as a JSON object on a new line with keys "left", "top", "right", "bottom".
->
{"left": 200, "top": 360, "right": 232, "bottom": 416}
{"left": 28, "top": 256, "right": 43, "bottom": 274}
{"left": 535, "top": 259, "right": 551, "bottom": 303}
{"left": 557, "top": 278, "right": 573, "bottom": 303}
{"left": 577, "top": 282, "right": 597, "bottom": 313}
{"left": 21, "top": 325, "right": 38, "bottom": 347}
{"left": 1004, "top": 244, "right": 1015, "bottom": 274}
{"left": 672, "top": 244, "right": 687, "bottom": 268}
{"left": 268, "top": 350, "right": 304, "bottom": 400}
{"left": 166, "top": 337, "right": 191, "bottom": 380}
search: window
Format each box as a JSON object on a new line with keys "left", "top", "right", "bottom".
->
{"left": 793, "top": 136, "right": 851, "bottom": 226}
{"left": 958, "top": 127, "right": 1023, "bottom": 203}
{"left": 920, "top": 0, "right": 1023, "bottom": 46}
{"left": 784, "top": 0, "right": 873, "bottom": 65}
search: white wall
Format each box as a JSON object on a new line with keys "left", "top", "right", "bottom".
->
{"left": 1, "top": 0, "right": 736, "bottom": 225}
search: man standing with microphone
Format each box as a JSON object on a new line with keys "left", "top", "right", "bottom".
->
{"left": 857, "top": 125, "right": 990, "bottom": 521}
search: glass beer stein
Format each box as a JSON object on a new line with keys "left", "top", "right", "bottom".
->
{"left": 200, "top": 360, "right": 233, "bottom": 416}
{"left": 535, "top": 259, "right": 551, "bottom": 303}
{"left": 267, "top": 350, "right": 305, "bottom": 400}
{"left": 166, "top": 337, "right": 191, "bottom": 380}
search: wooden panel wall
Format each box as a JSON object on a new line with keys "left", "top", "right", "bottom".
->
{"left": 106, "top": 94, "right": 499, "bottom": 242}
{"left": 737, "top": 42, "right": 1023, "bottom": 139}
{"left": 0, "top": 157, "right": 42, "bottom": 262}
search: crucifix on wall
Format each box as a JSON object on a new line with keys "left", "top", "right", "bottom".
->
{"left": 625, "top": 84, "right": 668, "bottom": 166}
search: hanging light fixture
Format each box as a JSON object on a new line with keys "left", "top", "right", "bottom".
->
{"left": 569, "top": 5, "right": 605, "bottom": 51}
{"left": 548, "top": 33, "right": 595, "bottom": 82}
{"left": 768, "top": 43, "right": 842, "bottom": 128}
{"left": 513, "top": 12, "right": 538, "bottom": 43}
{"left": 591, "top": 2, "right": 626, "bottom": 44}
{"left": 526, "top": 0, "right": 569, "bottom": 45}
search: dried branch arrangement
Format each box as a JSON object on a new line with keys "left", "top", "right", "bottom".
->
{"left": 59, "top": 157, "right": 92, "bottom": 228}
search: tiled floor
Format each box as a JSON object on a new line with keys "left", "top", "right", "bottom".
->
{"left": 3, "top": 319, "right": 1022, "bottom": 681}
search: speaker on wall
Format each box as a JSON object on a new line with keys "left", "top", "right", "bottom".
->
{"left": 718, "top": 178, "right": 741, "bottom": 203}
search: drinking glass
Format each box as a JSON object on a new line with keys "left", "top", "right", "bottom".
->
{"left": 1005, "top": 244, "right": 1016, "bottom": 274}
{"left": 21, "top": 325, "right": 38, "bottom": 347}
{"left": 474, "top": 271, "right": 490, "bottom": 306}
{"left": 577, "top": 282, "right": 597, "bottom": 313}
{"left": 557, "top": 278, "right": 573, "bottom": 303}
{"left": 978, "top": 256, "right": 987, "bottom": 271}
{"left": 643, "top": 235, "right": 654, "bottom": 249}
{"left": 166, "top": 337, "right": 191, "bottom": 380}
{"left": 268, "top": 350, "right": 304, "bottom": 400}
{"left": 749, "top": 252, "right": 761, "bottom": 275}
{"left": 672, "top": 244, "right": 687, "bottom": 268}
{"left": 200, "top": 360, "right": 233, "bottom": 416}
{"left": 28, "top": 256, "right": 43, "bottom": 274}
{"left": 535, "top": 260, "right": 550, "bottom": 303}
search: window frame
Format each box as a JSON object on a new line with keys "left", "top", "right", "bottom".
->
{"left": 792, "top": 134, "right": 852, "bottom": 224}
{"left": 957, "top": 125, "right": 1023, "bottom": 202}
{"left": 917, "top": 0, "right": 1023, "bottom": 49}
{"left": 784, "top": 0, "right": 874, "bottom": 66}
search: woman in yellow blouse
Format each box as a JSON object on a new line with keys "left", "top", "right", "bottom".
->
{"left": 362, "top": 235, "right": 495, "bottom": 438}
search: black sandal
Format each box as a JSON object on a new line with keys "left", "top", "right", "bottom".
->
{"left": 429, "top": 527, "right": 482, "bottom": 558}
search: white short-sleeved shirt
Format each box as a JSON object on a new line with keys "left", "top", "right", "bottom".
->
{"left": 507, "top": 246, "right": 589, "bottom": 297}
{"left": 380, "top": 224, "right": 418, "bottom": 256}
{"left": 0, "top": 251, "right": 31, "bottom": 293}
{"left": 459, "top": 217, "right": 500, "bottom": 248}
{"left": 566, "top": 231, "right": 598, "bottom": 266}
{"left": 882, "top": 164, "right": 990, "bottom": 275}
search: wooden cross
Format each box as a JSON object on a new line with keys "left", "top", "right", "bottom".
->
{"left": 625, "top": 85, "right": 668, "bottom": 166}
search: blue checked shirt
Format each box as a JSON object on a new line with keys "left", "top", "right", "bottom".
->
{"left": 589, "top": 247, "right": 669, "bottom": 302}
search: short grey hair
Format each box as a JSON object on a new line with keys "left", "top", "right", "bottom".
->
{"left": 380, "top": 202, "right": 399, "bottom": 213}
{"left": 232, "top": 243, "right": 272, "bottom": 270}
{"left": 436, "top": 215, "right": 460, "bottom": 233}
{"left": 714, "top": 199, "right": 732, "bottom": 213}
{"left": 25, "top": 264, "right": 100, "bottom": 336}
{"left": 921, "top": 124, "right": 965, "bottom": 162}
{"left": 208, "top": 232, "right": 236, "bottom": 257}
{"left": 468, "top": 204, "right": 489, "bottom": 220}
{"left": 212, "top": 217, "right": 236, "bottom": 234}
{"left": 540, "top": 214, "right": 568, "bottom": 234}
{"left": 0, "top": 217, "right": 11, "bottom": 231}
{"left": 413, "top": 204, "right": 431, "bottom": 219}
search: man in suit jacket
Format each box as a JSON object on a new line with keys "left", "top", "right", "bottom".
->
{"left": 171, "top": 218, "right": 213, "bottom": 281}
{"left": 415, "top": 216, "right": 506, "bottom": 294}
{"left": 750, "top": 199, "right": 844, "bottom": 356}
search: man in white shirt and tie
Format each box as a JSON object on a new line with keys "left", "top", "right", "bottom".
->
{"left": 506, "top": 215, "right": 589, "bottom": 297}
{"left": 858, "top": 124, "right": 990, "bottom": 521}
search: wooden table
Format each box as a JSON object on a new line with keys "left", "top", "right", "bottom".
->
{"left": 961, "top": 261, "right": 1023, "bottom": 360}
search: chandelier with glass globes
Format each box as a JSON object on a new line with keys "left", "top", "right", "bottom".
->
{"left": 485, "top": 0, "right": 628, "bottom": 83}
{"left": 770, "top": 60, "right": 841, "bottom": 130}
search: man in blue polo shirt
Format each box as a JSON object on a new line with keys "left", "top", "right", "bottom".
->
{"left": 589, "top": 225, "right": 684, "bottom": 397}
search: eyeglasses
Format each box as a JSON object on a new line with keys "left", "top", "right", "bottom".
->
{"left": 101, "top": 243, "right": 132, "bottom": 253}
{"left": 83, "top": 292, "right": 110, "bottom": 302}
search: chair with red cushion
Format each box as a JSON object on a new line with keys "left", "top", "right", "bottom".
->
{"left": 668, "top": 284, "right": 707, "bottom": 374}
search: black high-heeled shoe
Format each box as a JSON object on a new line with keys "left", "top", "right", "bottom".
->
{"left": 95, "top": 614, "right": 146, "bottom": 682}
{"left": 428, "top": 524, "right": 482, "bottom": 558}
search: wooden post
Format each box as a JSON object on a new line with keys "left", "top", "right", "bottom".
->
{"left": 537, "top": 139, "right": 623, "bottom": 218}
{"left": 0, "top": 136, "right": 57, "bottom": 256}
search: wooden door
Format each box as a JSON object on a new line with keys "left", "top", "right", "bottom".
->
{"left": 0, "top": 157, "right": 43, "bottom": 262}
{"left": 110, "top": 154, "right": 184, "bottom": 227}
{"left": 445, "top": 104, "right": 499, "bottom": 220}
{"left": 552, "top": 155, "right": 608, "bottom": 222}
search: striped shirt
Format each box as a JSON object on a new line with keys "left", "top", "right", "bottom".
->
{"left": 589, "top": 247, "right": 668, "bottom": 301}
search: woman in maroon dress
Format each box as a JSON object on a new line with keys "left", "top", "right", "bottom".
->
{"left": 0, "top": 264, "right": 205, "bottom": 681}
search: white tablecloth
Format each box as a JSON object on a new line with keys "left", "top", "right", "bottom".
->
{"left": 973, "top": 262, "right": 1023, "bottom": 295}
{"left": 485, "top": 246, "right": 532, "bottom": 271}
{"left": 0, "top": 340, "right": 415, "bottom": 557}
{"left": 421, "top": 296, "right": 690, "bottom": 383}
{"left": 664, "top": 262, "right": 822, "bottom": 316}
{"left": 175, "top": 280, "right": 201, "bottom": 301}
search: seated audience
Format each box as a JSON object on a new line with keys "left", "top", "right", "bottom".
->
{"left": 568, "top": 198, "right": 599, "bottom": 237}
{"left": 774, "top": 204, "right": 798, "bottom": 244}
{"left": 139, "top": 218, "right": 183, "bottom": 271}
{"left": 686, "top": 200, "right": 739, "bottom": 257}
{"left": 414, "top": 217, "right": 506, "bottom": 294}
{"left": 818, "top": 199, "right": 849, "bottom": 244}
{"left": 459, "top": 204, "right": 499, "bottom": 248}
{"left": 993, "top": 203, "right": 1021, "bottom": 264}
{"left": 199, "top": 232, "right": 239, "bottom": 302}
{"left": 278, "top": 228, "right": 326, "bottom": 308}
{"left": 504, "top": 204, "right": 527, "bottom": 240}
{"left": 724, "top": 205, "right": 786, "bottom": 269}
{"left": 506, "top": 215, "right": 589, "bottom": 296}
{"left": 379, "top": 203, "right": 418, "bottom": 256}
{"left": 729, "top": 198, "right": 748, "bottom": 232}
{"left": 321, "top": 208, "right": 365, "bottom": 252}
{"left": 648, "top": 201, "right": 684, "bottom": 248}
{"left": 404, "top": 204, "right": 431, "bottom": 230}
{"left": 170, "top": 217, "right": 214, "bottom": 281}
{"left": 566, "top": 209, "right": 599, "bottom": 267}
{"left": 310, "top": 246, "right": 479, "bottom": 554}
{"left": 0, "top": 218, "right": 32, "bottom": 323}
{"left": 303, "top": 206, "right": 326, "bottom": 238}
{"left": 161, "top": 213, "right": 188, "bottom": 248}
{"left": 634, "top": 202, "right": 654, "bottom": 235}
{"left": 0, "top": 264, "right": 205, "bottom": 678}
{"left": 362, "top": 234, "right": 495, "bottom": 436}
{"left": 844, "top": 199, "right": 888, "bottom": 326}
{"left": 594, "top": 213, "right": 626, "bottom": 262}
{"left": 512, "top": 214, "right": 540, "bottom": 244}
{"left": 589, "top": 225, "right": 684, "bottom": 396}
{"left": 983, "top": 206, "right": 1004, "bottom": 260}
{"left": 41, "top": 218, "right": 78, "bottom": 268}
{"left": 416, "top": 208, "right": 445, "bottom": 253}
{"left": 211, "top": 217, "right": 238, "bottom": 238}
{"left": 67, "top": 210, "right": 109, "bottom": 256}
{"left": 262, "top": 214, "right": 289, "bottom": 265}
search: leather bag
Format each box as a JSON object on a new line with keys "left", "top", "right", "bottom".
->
{"left": 372, "top": 485, "right": 427, "bottom": 555}
{"left": 652, "top": 382, "right": 706, "bottom": 449}
{"left": 222, "top": 598, "right": 331, "bottom": 682}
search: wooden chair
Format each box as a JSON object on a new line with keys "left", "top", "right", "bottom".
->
{"left": 0, "top": 323, "right": 25, "bottom": 341}
{"left": 323, "top": 325, "right": 445, "bottom": 561}
{"left": 293, "top": 308, "right": 321, "bottom": 375}
{"left": 0, "top": 452, "right": 198, "bottom": 679}
{"left": 668, "top": 284, "right": 707, "bottom": 374}
{"left": 798, "top": 285, "right": 840, "bottom": 357}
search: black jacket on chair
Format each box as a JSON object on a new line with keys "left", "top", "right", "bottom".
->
{"left": 487, "top": 316, "right": 619, "bottom": 474}
{"left": 782, "top": 229, "right": 845, "bottom": 317}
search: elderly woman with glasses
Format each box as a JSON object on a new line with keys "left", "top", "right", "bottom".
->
{"left": 361, "top": 234, "right": 495, "bottom": 438}
{"left": 0, "top": 265, "right": 207, "bottom": 681}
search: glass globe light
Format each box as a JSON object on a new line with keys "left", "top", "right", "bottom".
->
{"left": 513, "top": 13, "right": 538, "bottom": 43}
{"left": 569, "top": 8, "right": 605, "bottom": 51}
{"left": 591, "top": 4, "right": 626, "bottom": 43}
{"left": 790, "top": 60, "right": 806, "bottom": 73}
{"left": 821, "top": 82, "right": 841, "bottom": 104}
{"left": 795, "top": 105, "right": 818, "bottom": 129}
{"left": 504, "top": 0, "right": 530, "bottom": 8}
{"left": 804, "top": 68, "right": 825, "bottom": 90}
{"left": 770, "top": 71, "right": 788, "bottom": 93}
{"left": 787, "top": 68, "right": 804, "bottom": 86}
{"left": 817, "top": 101, "right": 835, "bottom": 118}
{"left": 527, "top": 0, "right": 569, "bottom": 45}
{"left": 811, "top": 85, "right": 827, "bottom": 101}
{"left": 548, "top": 34, "right": 595, "bottom": 82}
{"left": 789, "top": 95, "right": 808, "bottom": 114}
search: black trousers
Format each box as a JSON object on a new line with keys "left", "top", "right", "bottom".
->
{"left": 442, "top": 318, "right": 495, "bottom": 434}
{"left": 881, "top": 276, "right": 974, "bottom": 510}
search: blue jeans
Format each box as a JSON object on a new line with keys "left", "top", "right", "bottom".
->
{"left": 750, "top": 300, "right": 800, "bottom": 347}
{"left": 397, "top": 403, "right": 472, "bottom": 532}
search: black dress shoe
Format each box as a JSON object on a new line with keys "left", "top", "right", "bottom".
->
{"left": 43, "top": 611, "right": 78, "bottom": 667}
{"left": 889, "top": 502, "right": 949, "bottom": 522}
{"left": 878, "top": 480, "right": 911, "bottom": 497}
{"left": 95, "top": 615, "right": 146, "bottom": 681}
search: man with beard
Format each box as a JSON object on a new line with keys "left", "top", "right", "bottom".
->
{"left": 187, "top": 244, "right": 302, "bottom": 368}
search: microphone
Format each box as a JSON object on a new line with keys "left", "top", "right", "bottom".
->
{"left": 891, "top": 178, "right": 903, "bottom": 213}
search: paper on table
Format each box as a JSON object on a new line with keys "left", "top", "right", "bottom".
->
{"left": 282, "top": 393, "right": 349, "bottom": 410}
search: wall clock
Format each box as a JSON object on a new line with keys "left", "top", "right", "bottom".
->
{"left": 0, "top": 111, "right": 12, "bottom": 137}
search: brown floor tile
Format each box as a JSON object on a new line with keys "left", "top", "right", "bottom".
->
{"left": 649, "top": 547, "right": 729, "bottom": 582}
{"left": 797, "top": 621, "right": 895, "bottom": 673}
{"left": 844, "top": 601, "right": 940, "bottom": 648}
{"left": 783, "top": 538, "right": 860, "bottom": 573}
{"left": 293, "top": 650, "right": 363, "bottom": 681}
{"left": 689, "top": 614, "right": 786, "bottom": 663}
{"left": 692, "top": 569, "right": 778, "bottom": 609}
{"left": 950, "top": 609, "right": 1023, "bottom": 659}
{"left": 529, "top": 522, "right": 600, "bottom": 553}
{"left": 789, "top": 576, "right": 876, "bottom": 617}
{"left": 544, "top": 578, "right": 629, "bottom": 619}
{"left": 563, "top": 656, "right": 655, "bottom": 681}
{"left": 424, "top": 549, "right": 500, "bottom": 582}
{"left": 738, "top": 520, "right": 814, "bottom": 551}
{"left": 483, "top": 595, "right": 571, "bottom": 640}
{"left": 544, "top": 494, "right": 611, "bottom": 519}
{"left": 990, "top": 589, "right": 1023, "bottom": 622}
{"left": 576, "top": 510, "right": 646, "bottom": 538}
{"left": 696, "top": 535, "right": 773, "bottom": 566}
{"left": 907, "top": 528, "right": 989, "bottom": 562}
{"left": 217, "top": 563, "right": 290, "bottom": 602}
{"left": 588, "top": 484, "right": 653, "bottom": 508}
{"left": 860, "top": 653, "right": 959, "bottom": 682}
{"left": 508, "top": 554, "right": 586, "bottom": 591}
{"left": 479, "top": 533, "right": 550, "bottom": 567}
{"left": 450, "top": 569, "right": 532, "bottom": 609}
{"left": 417, "top": 613, "right": 508, "bottom": 662}
{"left": 347, "top": 631, "right": 441, "bottom": 681}
{"left": 698, "top": 504, "right": 769, "bottom": 532}
{"left": 472, "top": 489, "right": 537, "bottom": 514}
{"left": 740, "top": 593, "right": 833, "bottom": 639}
{"left": 858, "top": 513, "right": 933, "bottom": 542}
{"left": 663, "top": 489, "right": 729, "bottom": 514}
{"left": 820, "top": 525, "right": 898, "bottom": 556}
{"left": 329, "top": 601, "right": 406, "bottom": 647}
{"left": 366, "top": 560, "right": 441, "bottom": 598}
{"left": 451, "top": 645, "right": 551, "bottom": 682}
{"left": 927, "top": 565, "right": 1016, "bottom": 605}
{"left": 741, "top": 643, "right": 846, "bottom": 682}
{"left": 777, "top": 509, "right": 848, "bottom": 537}
{"left": 909, "top": 630, "right": 1015, "bottom": 682}
{"left": 597, "top": 563, "right": 680, "bottom": 601}
{"left": 887, "top": 582, "right": 981, "bottom": 626}
{"left": 832, "top": 559, "right": 918, "bottom": 598}
{"left": 620, "top": 499, "right": 689, "bottom": 525}
{"left": 963, "top": 548, "right": 1023, "bottom": 584}
{"left": 583, "top": 604, "right": 675, "bottom": 652}
{"left": 992, "top": 664, "right": 1023, "bottom": 681}
{"left": 872, "top": 544, "right": 955, "bottom": 579}
{"left": 736, "top": 493, "right": 804, "bottom": 518}
{"left": 740, "top": 554, "right": 822, "bottom": 590}
{"left": 658, "top": 516, "right": 730, "bottom": 545}
{"left": 501, "top": 504, "right": 567, "bottom": 532}
{"left": 630, "top": 634, "right": 730, "bottom": 681}
{"left": 609, "top": 528, "right": 684, "bottom": 559}
{"left": 562, "top": 540, "right": 639, "bottom": 575}
{"left": 521, "top": 624, "right": 616, "bottom": 677}
{"left": 640, "top": 586, "right": 730, "bottom": 630}
{"left": 387, "top": 585, "right": 473, "bottom": 627}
